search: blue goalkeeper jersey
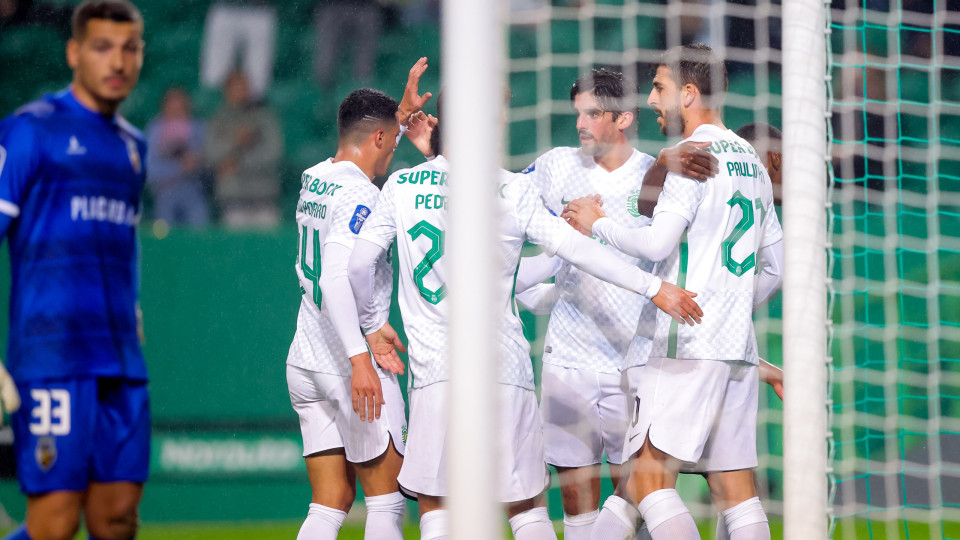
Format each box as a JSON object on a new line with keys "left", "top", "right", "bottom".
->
{"left": 0, "top": 88, "right": 148, "bottom": 383}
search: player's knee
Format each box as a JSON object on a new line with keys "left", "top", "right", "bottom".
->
{"left": 86, "top": 504, "right": 139, "bottom": 540}
{"left": 312, "top": 487, "right": 355, "bottom": 513}
{"left": 26, "top": 513, "right": 81, "bottom": 540}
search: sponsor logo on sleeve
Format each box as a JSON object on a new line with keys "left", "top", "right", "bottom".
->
{"left": 349, "top": 205, "right": 372, "bottom": 234}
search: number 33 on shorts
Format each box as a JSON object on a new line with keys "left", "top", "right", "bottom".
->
{"left": 29, "top": 388, "right": 71, "bottom": 436}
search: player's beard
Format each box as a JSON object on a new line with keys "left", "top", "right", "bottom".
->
{"left": 578, "top": 129, "right": 604, "bottom": 156}
{"left": 658, "top": 106, "right": 685, "bottom": 138}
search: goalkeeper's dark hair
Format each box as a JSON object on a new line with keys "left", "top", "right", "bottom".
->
{"left": 656, "top": 44, "right": 728, "bottom": 107}
{"left": 736, "top": 122, "right": 782, "bottom": 155}
{"left": 338, "top": 88, "right": 399, "bottom": 143}
{"left": 570, "top": 68, "right": 636, "bottom": 118}
{"left": 72, "top": 0, "right": 142, "bottom": 41}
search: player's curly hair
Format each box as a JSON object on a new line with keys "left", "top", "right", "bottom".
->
{"left": 338, "top": 88, "right": 399, "bottom": 141}
{"left": 570, "top": 68, "right": 637, "bottom": 117}
{"left": 72, "top": 0, "right": 142, "bottom": 41}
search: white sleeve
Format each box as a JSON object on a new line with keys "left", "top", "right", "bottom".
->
{"left": 591, "top": 212, "right": 689, "bottom": 263}
{"left": 318, "top": 242, "right": 368, "bottom": 357}
{"left": 515, "top": 253, "right": 563, "bottom": 294}
{"left": 554, "top": 231, "right": 663, "bottom": 299}
{"left": 515, "top": 283, "right": 558, "bottom": 315}
{"left": 358, "top": 179, "right": 399, "bottom": 249}
{"left": 754, "top": 239, "right": 784, "bottom": 308}
{"left": 348, "top": 238, "right": 389, "bottom": 334}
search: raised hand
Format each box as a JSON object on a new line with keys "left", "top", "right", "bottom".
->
{"left": 651, "top": 282, "right": 703, "bottom": 325}
{"left": 561, "top": 195, "right": 605, "bottom": 236}
{"left": 350, "top": 353, "right": 384, "bottom": 422}
{"left": 657, "top": 141, "right": 719, "bottom": 181}
{"left": 398, "top": 57, "right": 433, "bottom": 125}
{"left": 365, "top": 322, "right": 407, "bottom": 375}
{"left": 405, "top": 110, "right": 439, "bottom": 158}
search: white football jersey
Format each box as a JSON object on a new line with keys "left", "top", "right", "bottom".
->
{"left": 648, "top": 124, "right": 783, "bottom": 363}
{"left": 360, "top": 156, "right": 573, "bottom": 390}
{"left": 286, "top": 158, "right": 392, "bottom": 376}
{"left": 523, "top": 147, "right": 657, "bottom": 373}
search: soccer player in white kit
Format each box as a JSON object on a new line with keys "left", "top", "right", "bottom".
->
{"left": 285, "top": 59, "right": 433, "bottom": 540}
{"left": 347, "top": 95, "right": 705, "bottom": 540}
{"left": 519, "top": 68, "right": 719, "bottom": 540}
{"left": 564, "top": 45, "right": 784, "bottom": 540}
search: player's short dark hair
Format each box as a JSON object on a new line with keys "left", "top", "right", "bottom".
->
{"left": 570, "top": 68, "right": 635, "bottom": 116}
{"left": 338, "top": 88, "right": 399, "bottom": 141}
{"left": 72, "top": 0, "right": 143, "bottom": 41}
{"left": 736, "top": 122, "right": 782, "bottom": 154}
{"left": 430, "top": 91, "right": 444, "bottom": 157}
{"left": 656, "top": 44, "right": 728, "bottom": 106}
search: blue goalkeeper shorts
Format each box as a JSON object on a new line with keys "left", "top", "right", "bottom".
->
{"left": 11, "top": 377, "right": 150, "bottom": 495}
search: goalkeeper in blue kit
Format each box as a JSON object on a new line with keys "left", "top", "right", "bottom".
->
{"left": 0, "top": 2, "right": 151, "bottom": 539}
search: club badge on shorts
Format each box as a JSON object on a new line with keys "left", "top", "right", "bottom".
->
{"left": 35, "top": 436, "right": 57, "bottom": 471}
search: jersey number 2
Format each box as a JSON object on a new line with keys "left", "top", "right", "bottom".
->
{"left": 407, "top": 220, "right": 446, "bottom": 305}
{"left": 721, "top": 191, "right": 767, "bottom": 277}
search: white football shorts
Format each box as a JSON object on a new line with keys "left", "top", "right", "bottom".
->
{"left": 540, "top": 363, "right": 633, "bottom": 467}
{"left": 398, "top": 381, "right": 550, "bottom": 502}
{"left": 287, "top": 364, "right": 407, "bottom": 464}
{"left": 622, "top": 357, "right": 758, "bottom": 472}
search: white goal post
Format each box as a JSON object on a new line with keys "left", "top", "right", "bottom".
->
{"left": 782, "top": 0, "right": 830, "bottom": 538}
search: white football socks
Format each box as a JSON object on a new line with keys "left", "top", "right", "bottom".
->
{"left": 590, "top": 495, "right": 642, "bottom": 540}
{"left": 718, "top": 497, "right": 770, "bottom": 540}
{"left": 296, "top": 503, "right": 346, "bottom": 540}
{"left": 364, "top": 492, "right": 406, "bottom": 540}
{"left": 509, "top": 506, "right": 557, "bottom": 539}
{"left": 420, "top": 509, "right": 449, "bottom": 540}
{"left": 637, "top": 489, "right": 699, "bottom": 539}
{"left": 563, "top": 509, "right": 598, "bottom": 540}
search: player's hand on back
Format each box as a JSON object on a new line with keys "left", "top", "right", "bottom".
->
{"left": 651, "top": 282, "right": 703, "bottom": 325}
{"left": 758, "top": 358, "right": 784, "bottom": 400}
{"left": 406, "top": 111, "right": 439, "bottom": 158}
{"left": 365, "top": 322, "right": 407, "bottom": 375}
{"left": 0, "top": 362, "right": 21, "bottom": 428}
{"left": 561, "top": 195, "right": 605, "bottom": 236}
{"left": 657, "top": 141, "right": 719, "bottom": 181}
{"left": 398, "top": 57, "right": 433, "bottom": 125}
{"left": 349, "top": 353, "right": 384, "bottom": 422}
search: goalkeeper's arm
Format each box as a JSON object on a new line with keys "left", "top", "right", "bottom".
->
{"left": 0, "top": 362, "right": 20, "bottom": 427}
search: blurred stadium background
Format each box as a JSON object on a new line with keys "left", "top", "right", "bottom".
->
{"left": 0, "top": 0, "right": 957, "bottom": 538}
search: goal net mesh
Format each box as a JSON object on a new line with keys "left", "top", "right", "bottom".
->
{"left": 504, "top": 0, "right": 958, "bottom": 536}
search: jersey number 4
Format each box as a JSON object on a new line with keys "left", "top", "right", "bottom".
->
{"left": 300, "top": 225, "right": 322, "bottom": 305}
{"left": 721, "top": 190, "right": 768, "bottom": 277}
{"left": 407, "top": 220, "right": 446, "bottom": 305}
